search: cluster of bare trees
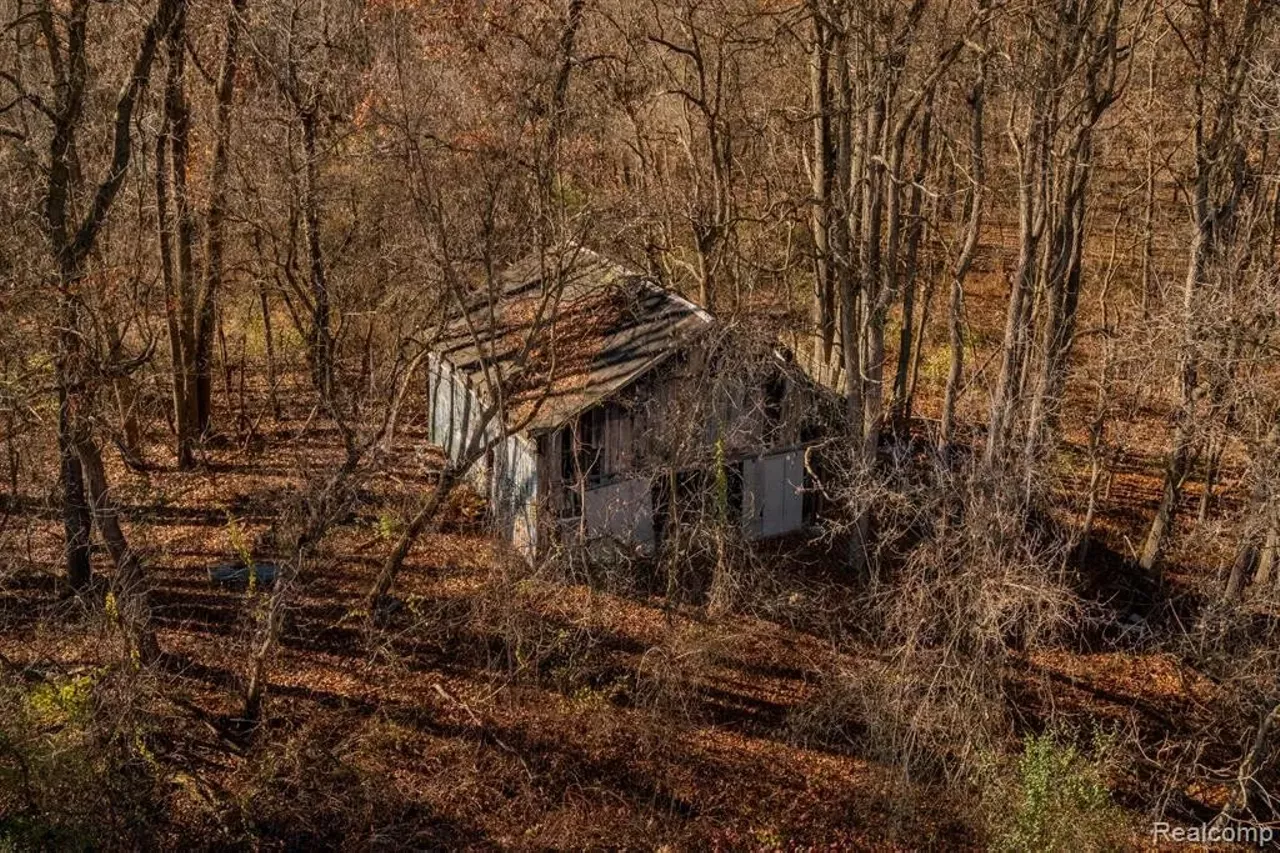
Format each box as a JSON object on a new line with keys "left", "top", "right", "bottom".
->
{"left": 2, "top": 0, "right": 1280, "bottom": 830}
{"left": 0, "top": 0, "right": 591, "bottom": 714}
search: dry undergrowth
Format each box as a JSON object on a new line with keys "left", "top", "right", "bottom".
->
{"left": 0, "top": 397, "right": 1275, "bottom": 849}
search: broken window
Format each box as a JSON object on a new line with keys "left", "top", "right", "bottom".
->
{"left": 763, "top": 376, "right": 786, "bottom": 445}
{"left": 561, "top": 407, "right": 607, "bottom": 493}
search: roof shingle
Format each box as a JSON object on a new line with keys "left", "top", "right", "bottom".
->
{"left": 436, "top": 246, "right": 714, "bottom": 434}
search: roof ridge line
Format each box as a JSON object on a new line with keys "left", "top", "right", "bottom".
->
{"left": 564, "top": 241, "right": 715, "bottom": 324}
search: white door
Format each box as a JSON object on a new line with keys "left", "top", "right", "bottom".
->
{"left": 743, "top": 451, "right": 804, "bottom": 539}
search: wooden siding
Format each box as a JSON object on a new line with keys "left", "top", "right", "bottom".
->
{"left": 428, "top": 354, "right": 541, "bottom": 557}
{"left": 492, "top": 433, "right": 540, "bottom": 556}
{"left": 427, "top": 344, "right": 830, "bottom": 557}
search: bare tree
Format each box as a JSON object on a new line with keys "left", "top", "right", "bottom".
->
{"left": 1, "top": 0, "right": 177, "bottom": 661}
{"left": 364, "top": 0, "right": 590, "bottom": 619}
{"left": 939, "top": 19, "right": 988, "bottom": 451}
{"left": 1140, "top": 0, "right": 1270, "bottom": 571}
{"left": 984, "top": 0, "right": 1137, "bottom": 473}
{"left": 155, "top": 0, "right": 251, "bottom": 469}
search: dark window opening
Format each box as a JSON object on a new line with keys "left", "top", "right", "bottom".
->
{"left": 559, "top": 426, "right": 575, "bottom": 483}
{"left": 800, "top": 420, "right": 822, "bottom": 444}
{"left": 484, "top": 446, "right": 496, "bottom": 498}
{"left": 561, "top": 486, "right": 583, "bottom": 521}
{"left": 801, "top": 452, "right": 820, "bottom": 523}
{"left": 676, "top": 469, "right": 709, "bottom": 521}
{"left": 726, "top": 460, "right": 745, "bottom": 522}
{"left": 560, "top": 409, "right": 606, "bottom": 485}
{"left": 763, "top": 377, "right": 786, "bottom": 444}
{"left": 581, "top": 408, "right": 606, "bottom": 485}
{"left": 560, "top": 409, "right": 607, "bottom": 521}
{"left": 651, "top": 475, "right": 670, "bottom": 547}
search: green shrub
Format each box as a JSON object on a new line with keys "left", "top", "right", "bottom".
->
{"left": 982, "top": 729, "right": 1125, "bottom": 853}
{"left": 0, "top": 670, "right": 161, "bottom": 850}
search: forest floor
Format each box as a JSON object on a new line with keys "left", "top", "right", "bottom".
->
{"left": 0, "top": 265, "right": 1259, "bottom": 850}
{"left": 0, "top": 402, "right": 1240, "bottom": 850}
{"left": 0, "top": 410, "right": 977, "bottom": 849}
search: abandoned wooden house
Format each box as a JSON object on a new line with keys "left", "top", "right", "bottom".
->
{"left": 426, "top": 246, "right": 832, "bottom": 559}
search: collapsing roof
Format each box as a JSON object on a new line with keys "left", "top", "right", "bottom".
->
{"left": 434, "top": 246, "right": 714, "bottom": 434}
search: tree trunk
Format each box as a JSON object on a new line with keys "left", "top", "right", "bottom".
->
{"left": 1227, "top": 423, "right": 1280, "bottom": 600}
{"left": 169, "top": 3, "right": 201, "bottom": 449}
{"left": 194, "top": 0, "right": 248, "bottom": 435}
{"left": 1214, "top": 703, "right": 1280, "bottom": 827}
{"left": 808, "top": 11, "right": 836, "bottom": 385}
{"left": 834, "top": 25, "right": 862, "bottom": 440}
{"left": 36, "top": 0, "right": 178, "bottom": 605}
{"left": 1141, "top": 201, "right": 1208, "bottom": 571}
{"left": 72, "top": 431, "right": 158, "bottom": 662}
{"left": 299, "top": 107, "right": 334, "bottom": 401}
{"left": 941, "top": 49, "right": 986, "bottom": 451}
{"left": 985, "top": 95, "right": 1047, "bottom": 468}
{"left": 157, "top": 4, "right": 199, "bottom": 469}
{"left": 259, "top": 280, "right": 282, "bottom": 420}
{"left": 1140, "top": 1, "right": 1263, "bottom": 571}
{"left": 105, "top": 321, "right": 145, "bottom": 464}
{"left": 1255, "top": 522, "right": 1278, "bottom": 592}
{"left": 1198, "top": 436, "right": 1222, "bottom": 524}
{"left": 57, "top": 380, "right": 93, "bottom": 590}
{"left": 1141, "top": 51, "right": 1157, "bottom": 318}
{"left": 892, "top": 94, "right": 933, "bottom": 425}
{"left": 1023, "top": 153, "right": 1090, "bottom": 463}
{"left": 364, "top": 465, "right": 459, "bottom": 618}
{"left": 858, "top": 84, "right": 887, "bottom": 467}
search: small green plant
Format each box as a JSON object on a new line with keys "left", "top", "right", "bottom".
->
{"left": 225, "top": 512, "right": 258, "bottom": 594}
{"left": 103, "top": 591, "right": 120, "bottom": 626}
{"left": 982, "top": 728, "right": 1125, "bottom": 853}
{"left": 752, "top": 825, "right": 785, "bottom": 849}
{"left": 26, "top": 674, "right": 95, "bottom": 728}
{"left": 374, "top": 511, "right": 401, "bottom": 542}
{"left": 0, "top": 670, "right": 159, "bottom": 849}
{"left": 226, "top": 512, "right": 253, "bottom": 564}
{"left": 920, "top": 345, "right": 951, "bottom": 386}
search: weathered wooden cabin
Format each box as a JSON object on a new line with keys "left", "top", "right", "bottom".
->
{"left": 426, "top": 247, "right": 831, "bottom": 559}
